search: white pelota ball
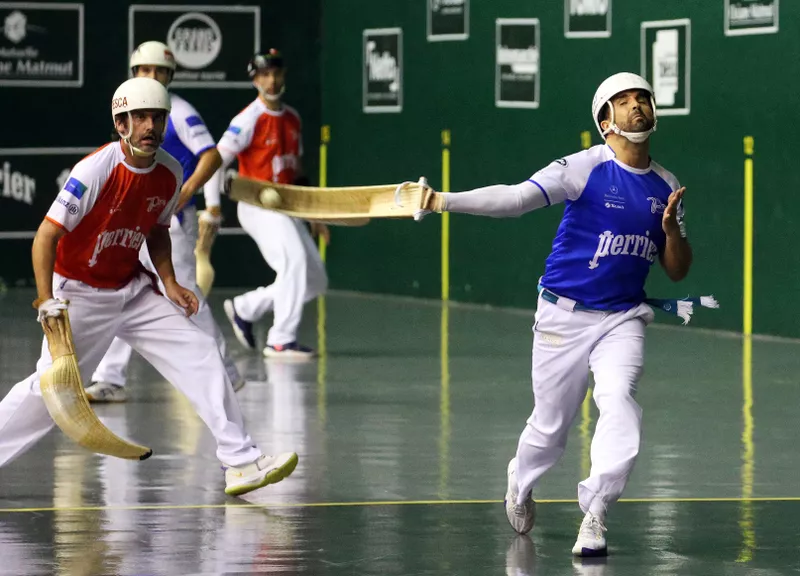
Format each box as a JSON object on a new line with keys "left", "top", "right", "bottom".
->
{"left": 259, "top": 188, "right": 282, "bottom": 208}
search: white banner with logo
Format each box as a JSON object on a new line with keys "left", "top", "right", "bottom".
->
{"left": 725, "top": 0, "right": 779, "bottom": 36}
{"left": 640, "top": 19, "right": 691, "bottom": 116}
{"left": 564, "top": 0, "right": 611, "bottom": 38}
{"left": 427, "top": 0, "right": 468, "bottom": 42}
{"left": 363, "top": 28, "right": 402, "bottom": 113}
{"left": 0, "top": 2, "right": 84, "bottom": 87}
{"left": 128, "top": 4, "right": 260, "bottom": 88}
{"left": 495, "top": 18, "right": 540, "bottom": 109}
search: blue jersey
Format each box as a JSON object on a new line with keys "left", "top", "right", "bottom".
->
{"left": 533, "top": 145, "right": 685, "bottom": 311}
{"left": 161, "top": 93, "right": 216, "bottom": 210}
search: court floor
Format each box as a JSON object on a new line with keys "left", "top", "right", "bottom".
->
{"left": 0, "top": 287, "right": 798, "bottom": 575}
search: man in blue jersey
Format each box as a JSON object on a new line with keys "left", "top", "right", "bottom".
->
{"left": 86, "top": 41, "right": 244, "bottom": 401}
{"left": 415, "top": 73, "right": 707, "bottom": 556}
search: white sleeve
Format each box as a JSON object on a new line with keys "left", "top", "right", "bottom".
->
{"left": 217, "top": 114, "right": 255, "bottom": 155}
{"left": 527, "top": 152, "right": 594, "bottom": 204}
{"left": 45, "top": 159, "right": 105, "bottom": 232}
{"left": 173, "top": 103, "right": 216, "bottom": 156}
{"left": 442, "top": 180, "right": 551, "bottom": 217}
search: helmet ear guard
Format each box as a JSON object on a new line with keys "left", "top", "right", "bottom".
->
{"left": 591, "top": 72, "right": 657, "bottom": 144}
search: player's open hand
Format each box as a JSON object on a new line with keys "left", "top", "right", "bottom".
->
{"left": 164, "top": 281, "right": 199, "bottom": 317}
{"left": 662, "top": 187, "right": 685, "bottom": 237}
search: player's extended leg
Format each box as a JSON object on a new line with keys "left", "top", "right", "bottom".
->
{"left": 228, "top": 204, "right": 314, "bottom": 358}
{"left": 508, "top": 297, "right": 594, "bottom": 534}
{"left": 300, "top": 219, "right": 328, "bottom": 301}
{"left": 570, "top": 304, "right": 652, "bottom": 557}
{"left": 170, "top": 207, "right": 245, "bottom": 391}
{"left": 87, "top": 337, "right": 133, "bottom": 402}
{"left": 0, "top": 275, "right": 126, "bottom": 466}
{"left": 116, "top": 277, "right": 297, "bottom": 495}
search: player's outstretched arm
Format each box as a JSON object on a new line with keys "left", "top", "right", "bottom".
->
{"left": 178, "top": 148, "right": 222, "bottom": 210}
{"left": 659, "top": 187, "right": 693, "bottom": 281}
{"left": 418, "top": 180, "right": 554, "bottom": 220}
{"left": 32, "top": 219, "right": 67, "bottom": 303}
{"left": 203, "top": 146, "right": 237, "bottom": 216}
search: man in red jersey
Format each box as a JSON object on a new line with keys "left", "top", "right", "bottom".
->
{"left": 208, "top": 49, "right": 328, "bottom": 360}
{"left": 0, "top": 77, "right": 297, "bottom": 497}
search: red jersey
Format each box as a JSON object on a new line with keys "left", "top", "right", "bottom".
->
{"left": 46, "top": 142, "right": 182, "bottom": 289}
{"left": 217, "top": 99, "right": 303, "bottom": 184}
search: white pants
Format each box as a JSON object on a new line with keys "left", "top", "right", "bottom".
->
{"left": 235, "top": 202, "right": 328, "bottom": 346}
{"left": 514, "top": 294, "right": 655, "bottom": 516}
{"left": 92, "top": 206, "right": 241, "bottom": 387}
{"left": 0, "top": 272, "right": 262, "bottom": 467}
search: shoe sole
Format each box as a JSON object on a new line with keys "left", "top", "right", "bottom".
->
{"left": 573, "top": 546, "right": 608, "bottom": 557}
{"left": 223, "top": 300, "right": 255, "bottom": 351}
{"left": 225, "top": 453, "right": 299, "bottom": 497}
{"left": 262, "top": 350, "right": 316, "bottom": 361}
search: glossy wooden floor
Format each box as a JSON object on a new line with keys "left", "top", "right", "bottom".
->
{"left": 0, "top": 288, "right": 798, "bottom": 575}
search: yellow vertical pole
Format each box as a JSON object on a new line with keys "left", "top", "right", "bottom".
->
{"left": 316, "top": 125, "right": 330, "bottom": 425}
{"left": 738, "top": 135, "right": 756, "bottom": 562}
{"left": 441, "top": 129, "right": 451, "bottom": 302}
{"left": 579, "top": 130, "right": 593, "bottom": 480}
{"left": 318, "top": 125, "right": 331, "bottom": 262}
{"left": 580, "top": 130, "right": 592, "bottom": 150}
{"left": 743, "top": 136, "right": 754, "bottom": 336}
{"left": 438, "top": 302, "right": 450, "bottom": 498}
{"left": 737, "top": 335, "right": 755, "bottom": 562}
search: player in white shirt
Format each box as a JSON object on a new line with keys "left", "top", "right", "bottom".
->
{"left": 86, "top": 41, "right": 244, "bottom": 402}
{"left": 415, "top": 73, "right": 717, "bottom": 556}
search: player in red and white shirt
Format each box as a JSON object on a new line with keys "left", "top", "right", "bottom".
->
{"left": 207, "top": 49, "right": 328, "bottom": 360}
{"left": 0, "top": 77, "right": 297, "bottom": 496}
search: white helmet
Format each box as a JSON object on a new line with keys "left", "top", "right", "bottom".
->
{"left": 111, "top": 77, "right": 171, "bottom": 157}
{"left": 130, "top": 40, "right": 177, "bottom": 83}
{"left": 591, "top": 72, "right": 657, "bottom": 144}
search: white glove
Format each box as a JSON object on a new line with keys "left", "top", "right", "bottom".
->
{"left": 36, "top": 298, "right": 68, "bottom": 322}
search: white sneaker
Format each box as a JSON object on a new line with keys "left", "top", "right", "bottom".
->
{"left": 85, "top": 381, "right": 127, "bottom": 403}
{"left": 224, "top": 452, "right": 298, "bottom": 497}
{"left": 572, "top": 512, "right": 608, "bottom": 557}
{"left": 505, "top": 458, "right": 535, "bottom": 534}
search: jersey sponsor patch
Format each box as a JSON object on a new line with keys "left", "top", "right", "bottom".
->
{"left": 226, "top": 125, "right": 242, "bottom": 135}
{"left": 63, "top": 177, "right": 87, "bottom": 199}
{"left": 185, "top": 115, "right": 205, "bottom": 128}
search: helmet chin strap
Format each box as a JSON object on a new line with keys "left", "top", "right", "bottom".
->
{"left": 601, "top": 101, "right": 656, "bottom": 144}
{"left": 118, "top": 111, "right": 159, "bottom": 157}
{"left": 257, "top": 83, "right": 286, "bottom": 102}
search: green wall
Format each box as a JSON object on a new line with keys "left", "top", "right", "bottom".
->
{"left": 321, "top": 0, "right": 798, "bottom": 337}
